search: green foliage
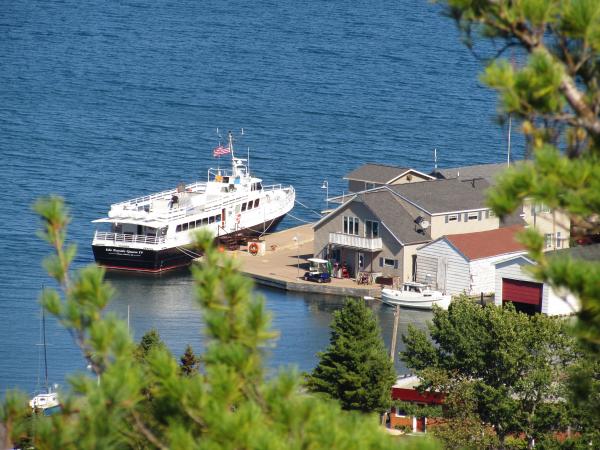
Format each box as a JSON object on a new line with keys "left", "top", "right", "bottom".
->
{"left": 402, "top": 298, "right": 575, "bottom": 446}
{"left": 306, "top": 299, "right": 396, "bottom": 413}
{"left": 437, "top": 0, "right": 600, "bottom": 352}
{"left": 179, "top": 344, "right": 200, "bottom": 376}
{"left": 0, "top": 196, "right": 438, "bottom": 449}
{"left": 135, "top": 328, "right": 168, "bottom": 363}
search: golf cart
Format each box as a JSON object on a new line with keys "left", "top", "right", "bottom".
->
{"left": 303, "top": 258, "right": 331, "bottom": 283}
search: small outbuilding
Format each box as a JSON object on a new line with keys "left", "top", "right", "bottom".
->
{"left": 416, "top": 226, "right": 526, "bottom": 296}
{"left": 492, "top": 245, "right": 598, "bottom": 315}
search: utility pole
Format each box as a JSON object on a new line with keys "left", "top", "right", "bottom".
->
{"left": 389, "top": 304, "right": 400, "bottom": 363}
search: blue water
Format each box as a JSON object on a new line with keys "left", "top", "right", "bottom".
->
{"left": 0, "top": 0, "right": 523, "bottom": 395}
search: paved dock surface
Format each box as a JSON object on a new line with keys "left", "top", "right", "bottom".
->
{"left": 227, "top": 223, "right": 381, "bottom": 298}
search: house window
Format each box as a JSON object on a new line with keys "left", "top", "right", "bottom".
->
{"left": 556, "top": 232, "right": 562, "bottom": 248}
{"left": 467, "top": 212, "right": 479, "bottom": 221}
{"left": 366, "top": 220, "right": 379, "bottom": 238}
{"left": 365, "top": 182, "right": 376, "bottom": 190}
{"left": 489, "top": 209, "right": 495, "bottom": 217}
{"left": 343, "top": 216, "right": 359, "bottom": 235}
{"left": 384, "top": 258, "right": 396, "bottom": 267}
{"left": 395, "top": 407, "right": 407, "bottom": 418}
{"left": 447, "top": 214, "right": 458, "bottom": 222}
{"left": 544, "top": 233, "right": 553, "bottom": 248}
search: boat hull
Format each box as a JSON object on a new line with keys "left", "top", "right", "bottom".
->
{"left": 381, "top": 289, "right": 451, "bottom": 310}
{"left": 92, "top": 214, "right": 287, "bottom": 273}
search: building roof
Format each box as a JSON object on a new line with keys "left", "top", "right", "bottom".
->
{"left": 343, "top": 163, "right": 409, "bottom": 184}
{"left": 389, "top": 177, "right": 491, "bottom": 214}
{"left": 444, "top": 226, "right": 526, "bottom": 261}
{"left": 433, "top": 162, "right": 508, "bottom": 184}
{"left": 360, "top": 190, "right": 431, "bottom": 245}
{"left": 550, "top": 243, "right": 600, "bottom": 261}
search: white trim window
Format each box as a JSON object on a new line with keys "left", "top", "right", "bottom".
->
{"left": 366, "top": 220, "right": 379, "bottom": 238}
{"left": 384, "top": 258, "right": 396, "bottom": 267}
{"left": 544, "top": 233, "right": 553, "bottom": 249}
{"left": 343, "top": 216, "right": 359, "bottom": 236}
{"left": 467, "top": 212, "right": 480, "bottom": 221}
{"left": 447, "top": 214, "right": 458, "bottom": 222}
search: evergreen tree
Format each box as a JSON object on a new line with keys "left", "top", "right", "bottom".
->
{"left": 307, "top": 299, "right": 396, "bottom": 414}
{"left": 135, "top": 328, "right": 167, "bottom": 363}
{"left": 435, "top": 0, "right": 600, "bottom": 348}
{"left": 179, "top": 344, "right": 199, "bottom": 376}
{"left": 0, "top": 196, "right": 436, "bottom": 450}
{"left": 402, "top": 298, "right": 577, "bottom": 448}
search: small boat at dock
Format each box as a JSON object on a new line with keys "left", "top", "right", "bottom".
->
{"left": 381, "top": 282, "right": 451, "bottom": 310}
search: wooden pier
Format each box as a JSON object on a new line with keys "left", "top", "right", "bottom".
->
{"left": 226, "top": 223, "right": 381, "bottom": 298}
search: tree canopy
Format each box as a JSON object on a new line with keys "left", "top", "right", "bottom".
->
{"left": 401, "top": 298, "right": 576, "bottom": 448}
{"left": 307, "top": 299, "right": 396, "bottom": 414}
{"left": 436, "top": 0, "right": 600, "bottom": 348}
{"left": 0, "top": 196, "right": 436, "bottom": 450}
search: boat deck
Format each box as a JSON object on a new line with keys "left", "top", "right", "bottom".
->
{"left": 226, "top": 223, "right": 382, "bottom": 298}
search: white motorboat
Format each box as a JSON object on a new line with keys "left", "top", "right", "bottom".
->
{"left": 92, "top": 131, "right": 295, "bottom": 272}
{"left": 381, "top": 282, "right": 451, "bottom": 310}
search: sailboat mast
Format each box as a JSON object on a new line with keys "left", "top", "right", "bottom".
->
{"left": 42, "top": 308, "right": 49, "bottom": 391}
{"left": 507, "top": 114, "right": 512, "bottom": 167}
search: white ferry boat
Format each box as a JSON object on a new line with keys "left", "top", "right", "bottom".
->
{"left": 92, "top": 132, "right": 295, "bottom": 272}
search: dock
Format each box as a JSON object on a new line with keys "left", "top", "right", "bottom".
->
{"left": 226, "top": 223, "right": 381, "bottom": 298}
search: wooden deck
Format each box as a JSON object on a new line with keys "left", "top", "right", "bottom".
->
{"left": 226, "top": 223, "right": 381, "bottom": 298}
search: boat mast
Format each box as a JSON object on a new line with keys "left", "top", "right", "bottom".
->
{"left": 42, "top": 308, "right": 49, "bottom": 392}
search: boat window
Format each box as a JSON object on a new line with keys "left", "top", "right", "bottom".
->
{"left": 202, "top": 217, "right": 208, "bottom": 225}
{"left": 182, "top": 223, "right": 188, "bottom": 231}
{"left": 242, "top": 203, "right": 247, "bottom": 212}
{"left": 209, "top": 216, "right": 215, "bottom": 224}
{"left": 257, "top": 182, "right": 262, "bottom": 190}
{"left": 216, "top": 214, "right": 221, "bottom": 222}
{"left": 247, "top": 200, "right": 253, "bottom": 210}
{"left": 189, "top": 221, "right": 196, "bottom": 230}
{"left": 254, "top": 199, "right": 259, "bottom": 208}
{"left": 176, "top": 224, "right": 182, "bottom": 232}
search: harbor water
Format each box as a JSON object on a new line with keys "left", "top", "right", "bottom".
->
{"left": 1, "top": 0, "right": 523, "bottom": 395}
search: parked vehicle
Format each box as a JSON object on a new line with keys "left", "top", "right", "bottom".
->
{"left": 303, "top": 258, "right": 331, "bottom": 283}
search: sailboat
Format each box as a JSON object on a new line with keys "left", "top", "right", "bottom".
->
{"left": 29, "top": 308, "right": 59, "bottom": 411}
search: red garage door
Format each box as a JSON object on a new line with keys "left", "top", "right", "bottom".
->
{"left": 502, "top": 278, "right": 542, "bottom": 313}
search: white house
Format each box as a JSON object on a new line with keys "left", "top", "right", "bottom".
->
{"left": 494, "top": 255, "right": 581, "bottom": 316}
{"left": 416, "top": 226, "right": 527, "bottom": 296}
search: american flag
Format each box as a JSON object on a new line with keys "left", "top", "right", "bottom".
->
{"left": 213, "top": 145, "right": 230, "bottom": 157}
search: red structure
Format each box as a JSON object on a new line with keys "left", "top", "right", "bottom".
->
{"left": 388, "top": 376, "right": 445, "bottom": 433}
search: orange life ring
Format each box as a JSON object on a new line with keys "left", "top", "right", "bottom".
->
{"left": 248, "top": 242, "right": 259, "bottom": 255}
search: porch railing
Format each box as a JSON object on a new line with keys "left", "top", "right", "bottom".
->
{"left": 94, "top": 231, "right": 166, "bottom": 245}
{"left": 328, "top": 232, "right": 383, "bottom": 251}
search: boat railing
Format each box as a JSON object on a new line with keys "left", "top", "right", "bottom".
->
{"left": 94, "top": 231, "right": 166, "bottom": 245}
{"left": 111, "top": 181, "right": 207, "bottom": 208}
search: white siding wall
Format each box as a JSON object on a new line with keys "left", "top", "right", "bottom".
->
{"left": 469, "top": 252, "right": 526, "bottom": 295}
{"left": 494, "top": 257, "right": 580, "bottom": 316}
{"left": 417, "top": 240, "right": 469, "bottom": 295}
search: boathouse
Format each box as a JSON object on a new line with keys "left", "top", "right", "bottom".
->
{"left": 493, "top": 244, "right": 599, "bottom": 315}
{"left": 415, "top": 226, "right": 527, "bottom": 295}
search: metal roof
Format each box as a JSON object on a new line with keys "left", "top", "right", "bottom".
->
{"left": 389, "top": 178, "right": 491, "bottom": 214}
{"left": 343, "top": 163, "right": 410, "bottom": 184}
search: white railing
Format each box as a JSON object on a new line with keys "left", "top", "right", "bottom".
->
{"left": 112, "top": 181, "right": 207, "bottom": 208}
{"left": 328, "top": 232, "right": 382, "bottom": 251}
{"left": 94, "top": 231, "right": 166, "bottom": 245}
